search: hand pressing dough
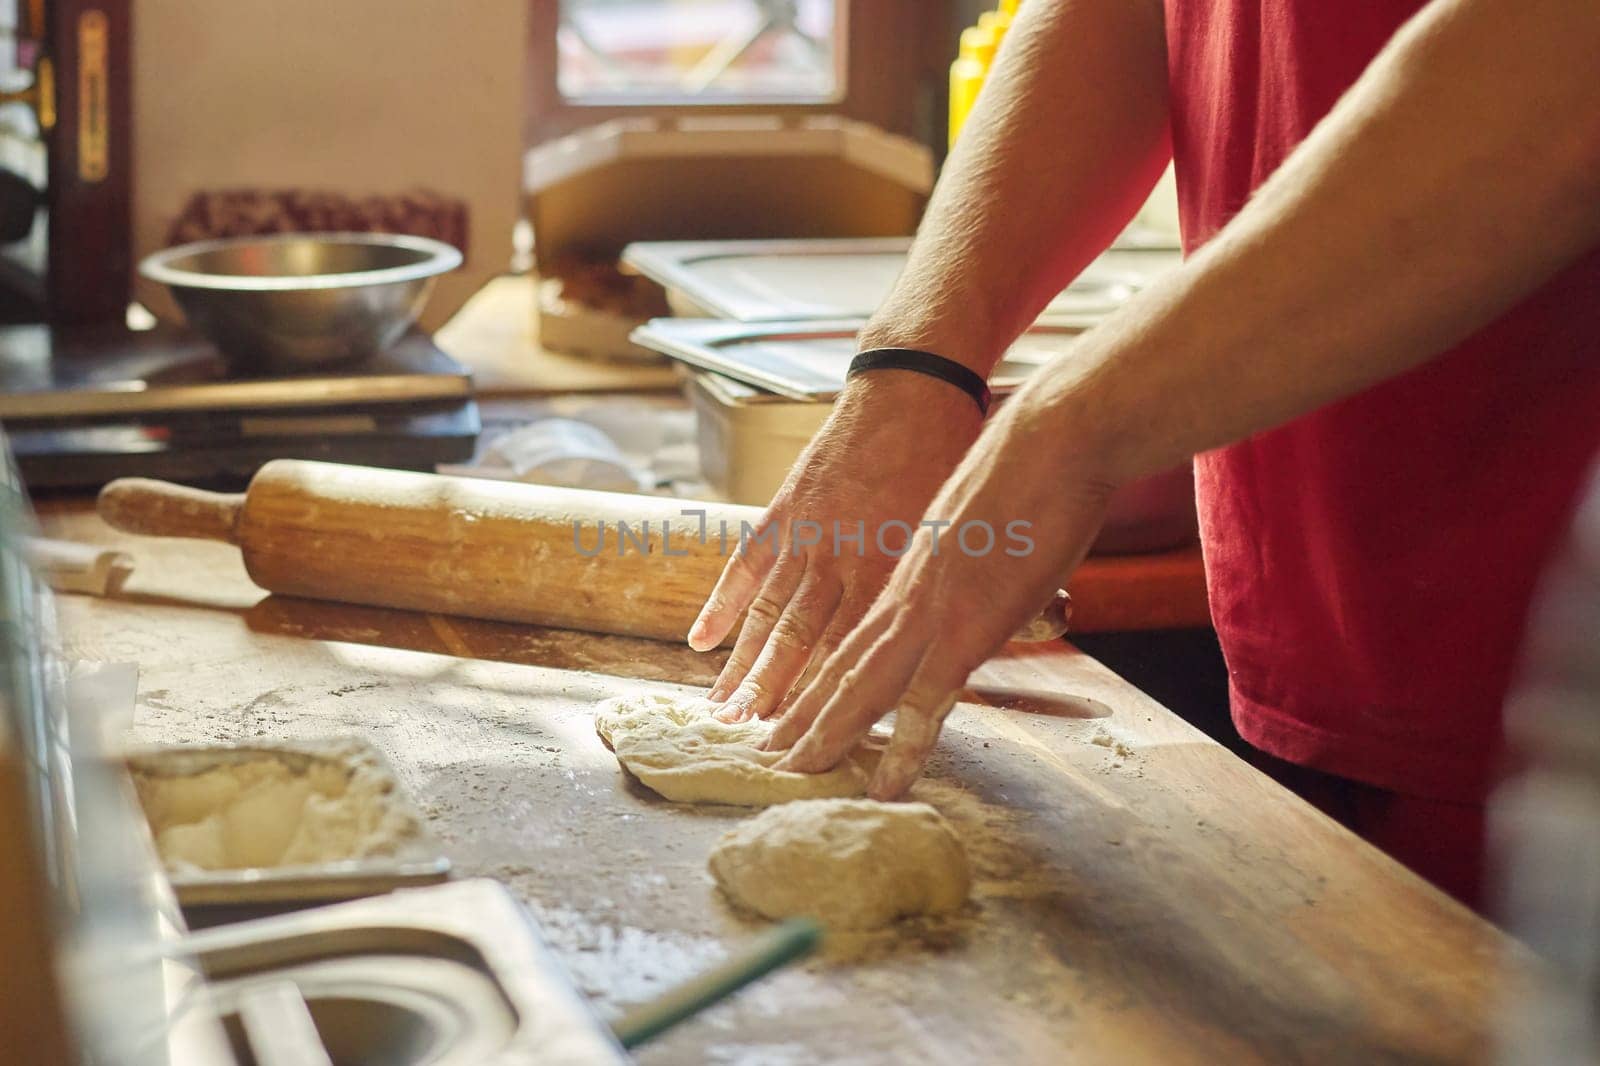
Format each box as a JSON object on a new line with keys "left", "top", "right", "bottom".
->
{"left": 595, "top": 692, "right": 881, "bottom": 806}
{"left": 709, "top": 798, "right": 971, "bottom": 930}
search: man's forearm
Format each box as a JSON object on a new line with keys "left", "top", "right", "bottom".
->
{"left": 1027, "top": 0, "right": 1600, "bottom": 487}
{"left": 858, "top": 0, "right": 1171, "bottom": 374}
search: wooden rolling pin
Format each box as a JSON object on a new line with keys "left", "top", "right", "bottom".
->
{"left": 98, "top": 460, "right": 1070, "bottom": 646}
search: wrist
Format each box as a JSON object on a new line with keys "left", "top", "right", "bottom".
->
{"left": 840, "top": 366, "right": 986, "bottom": 437}
{"left": 855, "top": 316, "right": 1005, "bottom": 378}
{"left": 849, "top": 349, "right": 991, "bottom": 416}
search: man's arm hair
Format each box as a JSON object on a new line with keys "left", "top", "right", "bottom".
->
{"left": 859, "top": 0, "right": 1172, "bottom": 373}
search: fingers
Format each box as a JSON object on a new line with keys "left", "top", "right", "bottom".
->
{"left": 774, "top": 594, "right": 866, "bottom": 717}
{"left": 769, "top": 623, "right": 966, "bottom": 799}
{"left": 771, "top": 611, "right": 924, "bottom": 774}
{"left": 687, "top": 515, "right": 782, "bottom": 653}
{"left": 709, "top": 554, "right": 802, "bottom": 704}
{"left": 761, "top": 604, "right": 885, "bottom": 752}
{"left": 715, "top": 570, "right": 842, "bottom": 723}
{"left": 869, "top": 686, "right": 961, "bottom": 801}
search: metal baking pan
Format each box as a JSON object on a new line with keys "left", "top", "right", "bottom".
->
{"left": 632, "top": 316, "right": 1098, "bottom": 402}
{"left": 179, "top": 878, "right": 628, "bottom": 1064}
{"left": 622, "top": 236, "right": 1165, "bottom": 322}
{"left": 127, "top": 737, "right": 451, "bottom": 907}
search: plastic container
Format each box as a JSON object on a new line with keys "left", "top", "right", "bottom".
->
{"left": 948, "top": 26, "right": 997, "bottom": 148}
{"left": 950, "top": 3, "right": 1022, "bottom": 148}
{"left": 980, "top": 9, "right": 1013, "bottom": 48}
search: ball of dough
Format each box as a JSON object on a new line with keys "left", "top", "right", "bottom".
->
{"left": 708, "top": 798, "right": 971, "bottom": 930}
{"left": 595, "top": 693, "right": 880, "bottom": 807}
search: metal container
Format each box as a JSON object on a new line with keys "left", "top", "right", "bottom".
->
{"left": 633, "top": 315, "right": 1082, "bottom": 401}
{"left": 127, "top": 738, "right": 451, "bottom": 907}
{"left": 622, "top": 236, "right": 1164, "bottom": 322}
{"left": 624, "top": 237, "right": 1198, "bottom": 556}
{"left": 140, "top": 233, "right": 462, "bottom": 372}
{"left": 687, "top": 369, "right": 1196, "bottom": 555}
{"left": 182, "top": 879, "right": 628, "bottom": 1064}
{"left": 634, "top": 315, "right": 1199, "bottom": 556}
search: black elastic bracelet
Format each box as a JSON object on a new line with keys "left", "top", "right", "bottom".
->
{"left": 846, "top": 348, "right": 991, "bottom": 416}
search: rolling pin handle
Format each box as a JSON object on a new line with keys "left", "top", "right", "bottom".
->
{"left": 96, "top": 478, "right": 245, "bottom": 545}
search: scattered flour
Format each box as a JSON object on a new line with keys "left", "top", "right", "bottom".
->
{"left": 1090, "top": 731, "right": 1134, "bottom": 758}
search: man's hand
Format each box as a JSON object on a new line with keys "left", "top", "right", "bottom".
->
{"left": 760, "top": 382, "right": 1116, "bottom": 800}
{"left": 684, "top": 0, "right": 1169, "bottom": 724}
{"left": 688, "top": 371, "right": 984, "bottom": 723}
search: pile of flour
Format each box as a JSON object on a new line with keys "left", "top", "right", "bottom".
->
{"left": 132, "top": 745, "right": 417, "bottom": 872}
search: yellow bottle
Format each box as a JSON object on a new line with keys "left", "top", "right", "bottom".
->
{"left": 979, "top": 8, "right": 1011, "bottom": 48}
{"left": 948, "top": 25, "right": 998, "bottom": 148}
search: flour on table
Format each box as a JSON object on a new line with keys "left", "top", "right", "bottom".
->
{"left": 709, "top": 798, "right": 972, "bottom": 931}
{"left": 595, "top": 692, "right": 881, "bottom": 806}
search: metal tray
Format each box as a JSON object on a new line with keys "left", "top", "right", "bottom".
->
{"left": 127, "top": 738, "right": 451, "bottom": 907}
{"left": 632, "top": 316, "right": 1098, "bottom": 402}
{"left": 178, "top": 878, "right": 627, "bottom": 1065}
{"left": 622, "top": 236, "right": 1163, "bottom": 322}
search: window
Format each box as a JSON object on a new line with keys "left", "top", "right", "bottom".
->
{"left": 557, "top": 0, "right": 841, "bottom": 102}
{"left": 529, "top": 0, "right": 948, "bottom": 149}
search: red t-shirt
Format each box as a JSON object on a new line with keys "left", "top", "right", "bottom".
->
{"left": 1164, "top": 0, "right": 1600, "bottom": 802}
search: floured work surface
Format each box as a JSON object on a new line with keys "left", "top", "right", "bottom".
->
{"left": 44, "top": 502, "right": 1522, "bottom": 1066}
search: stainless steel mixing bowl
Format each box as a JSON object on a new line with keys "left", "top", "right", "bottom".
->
{"left": 140, "top": 233, "right": 463, "bottom": 372}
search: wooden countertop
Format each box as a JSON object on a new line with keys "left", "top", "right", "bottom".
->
{"left": 39, "top": 501, "right": 1520, "bottom": 1064}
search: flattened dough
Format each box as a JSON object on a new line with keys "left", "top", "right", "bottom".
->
{"left": 595, "top": 692, "right": 881, "bottom": 806}
{"left": 709, "top": 798, "right": 971, "bottom": 930}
